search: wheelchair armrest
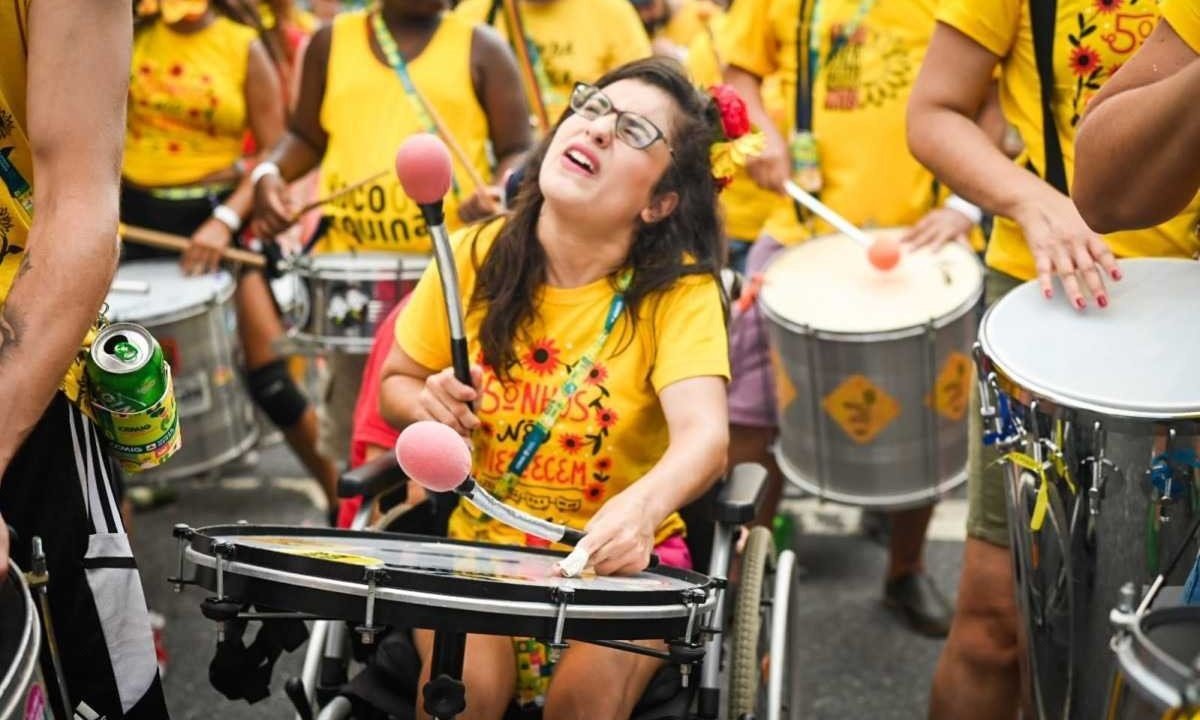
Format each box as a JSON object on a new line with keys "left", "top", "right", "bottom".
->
{"left": 715, "top": 462, "right": 767, "bottom": 525}
{"left": 337, "top": 452, "right": 409, "bottom": 501}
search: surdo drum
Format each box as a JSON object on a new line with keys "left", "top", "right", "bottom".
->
{"left": 759, "top": 229, "right": 984, "bottom": 509}
{"left": 105, "top": 260, "right": 258, "bottom": 481}
{"left": 0, "top": 563, "right": 48, "bottom": 720}
{"left": 976, "top": 258, "right": 1200, "bottom": 720}
{"left": 284, "top": 252, "right": 430, "bottom": 354}
{"left": 1108, "top": 604, "right": 1200, "bottom": 719}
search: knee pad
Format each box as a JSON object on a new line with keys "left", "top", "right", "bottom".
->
{"left": 246, "top": 359, "right": 309, "bottom": 429}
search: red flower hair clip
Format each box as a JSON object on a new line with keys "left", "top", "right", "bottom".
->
{"left": 707, "top": 85, "right": 763, "bottom": 191}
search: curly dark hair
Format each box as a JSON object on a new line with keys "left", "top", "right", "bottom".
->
{"left": 469, "top": 57, "right": 726, "bottom": 378}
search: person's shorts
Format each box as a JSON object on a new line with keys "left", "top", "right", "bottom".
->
{"left": 965, "top": 269, "right": 1025, "bottom": 547}
{"left": 318, "top": 351, "right": 369, "bottom": 462}
{"left": 727, "top": 234, "right": 786, "bottom": 429}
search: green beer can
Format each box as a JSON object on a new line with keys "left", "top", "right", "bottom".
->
{"left": 87, "top": 322, "right": 181, "bottom": 472}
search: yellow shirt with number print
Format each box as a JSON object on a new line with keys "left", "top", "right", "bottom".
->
{"left": 720, "top": 0, "right": 953, "bottom": 246}
{"left": 938, "top": 0, "right": 1200, "bottom": 280}
{"left": 454, "top": 0, "right": 652, "bottom": 123}
{"left": 395, "top": 220, "right": 730, "bottom": 549}
{"left": 1162, "top": 0, "right": 1200, "bottom": 53}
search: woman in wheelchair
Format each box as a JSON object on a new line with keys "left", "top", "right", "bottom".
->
{"left": 379, "top": 57, "right": 731, "bottom": 720}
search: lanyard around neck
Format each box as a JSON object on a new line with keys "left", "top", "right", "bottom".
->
{"left": 491, "top": 269, "right": 633, "bottom": 500}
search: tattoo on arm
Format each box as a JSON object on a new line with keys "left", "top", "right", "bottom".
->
{"left": 0, "top": 304, "right": 22, "bottom": 366}
{"left": 16, "top": 252, "right": 31, "bottom": 280}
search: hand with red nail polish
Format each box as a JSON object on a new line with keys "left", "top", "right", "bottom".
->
{"left": 1014, "top": 190, "right": 1119, "bottom": 310}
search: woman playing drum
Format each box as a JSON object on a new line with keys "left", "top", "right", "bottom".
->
{"left": 379, "top": 57, "right": 730, "bottom": 719}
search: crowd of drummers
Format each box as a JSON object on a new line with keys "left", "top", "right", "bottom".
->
{"left": 2, "top": 0, "right": 1200, "bottom": 717}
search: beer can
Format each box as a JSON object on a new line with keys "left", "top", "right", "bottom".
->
{"left": 87, "top": 323, "right": 181, "bottom": 472}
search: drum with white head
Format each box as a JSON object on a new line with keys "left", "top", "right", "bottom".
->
{"left": 977, "top": 258, "right": 1200, "bottom": 720}
{"left": 759, "top": 229, "right": 983, "bottom": 509}
{"left": 105, "top": 261, "right": 258, "bottom": 481}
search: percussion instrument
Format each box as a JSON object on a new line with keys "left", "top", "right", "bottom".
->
{"left": 174, "top": 524, "right": 715, "bottom": 642}
{"left": 977, "top": 258, "right": 1200, "bottom": 720}
{"left": 105, "top": 261, "right": 258, "bottom": 481}
{"left": 759, "top": 229, "right": 984, "bottom": 509}
{"left": 0, "top": 563, "right": 48, "bottom": 720}
{"left": 284, "top": 252, "right": 429, "bottom": 353}
{"left": 1109, "top": 603, "right": 1200, "bottom": 719}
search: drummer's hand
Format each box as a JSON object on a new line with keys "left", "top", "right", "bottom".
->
{"left": 901, "top": 207, "right": 974, "bottom": 252}
{"left": 1014, "top": 191, "right": 1120, "bottom": 309}
{"left": 182, "top": 218, "right": 232, "bottom": 276}
{"left": 417, "top": 365, "right": 483, "bottom": 438}
{"left": 252, "top": 173, "right": 296, "bottom": 238}
{"left": 457, "top": 185, "right": 503, "bottom": 223}
{"left": 578, "top": 490, "right": 659, "bottom": 576}
{"left": 745, "top": 127, "right": 789, "bottom": 194}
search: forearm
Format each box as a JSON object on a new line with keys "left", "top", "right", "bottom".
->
{"left": 627, "top": 424, "right": 728, "bottom": 528}
{"left": 1074, "top": 60, "right": 1200, "bottom": 232}
{"left": 379, "top": 374, "right": 427, "bottom": 430}
{"left": 265, "top": 132, "right": 323, "bottom": 183}
{"left": 0, "top": 201, "right": 118, "bottom": 467}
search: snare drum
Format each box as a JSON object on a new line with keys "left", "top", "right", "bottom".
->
{"left": 106, "top": 261, "right": 258, "bottom": 481}
{"left": 0, "top": 563, "right": 48, "bottom": 720}
{"left": 286, "top": 253, "right": 430, "bottom": 353}
{"left": 176, "top": 525, "right": 715, "bottom": 641}
{"left": 759, "top": 230, "right": 984, "bottom": 508}
{"left": 977, "top": 258, "right": 1200, "bottom": 720}
{"left": 1109, "top": 605, "right": 1200, "bottom": 719}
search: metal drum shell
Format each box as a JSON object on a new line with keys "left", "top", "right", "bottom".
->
{"left": 287, "top": 252, "right": 430, "bottom": 354}
{"left": 760, "top": 247, "right": 983, "bottom": 510}
{"left": 0, "top": 563, "right": 46, "bottom": 720}
{"left": 1109, "top": 605, "right": 1200, "bottom": 718}
{"left": 106, "top": 261, "right": 258, "bottom": 482}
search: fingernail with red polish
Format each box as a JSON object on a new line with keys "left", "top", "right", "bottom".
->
{"left": 1043, "top": 289, "right": 1053, "bottom": 299}
{"left": 1112, "top": 269, "right": 1123, "bottom": 280}
{"left": 1075, "top": 298, "right": 1086, "bottom": 310}
{"left": 1097, "top": 295, "right": 1108, "bottom": 308}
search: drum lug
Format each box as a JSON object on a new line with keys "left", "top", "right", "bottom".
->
{"left": 204, "top": 541, "right": 240, "bottom": 640}
{"left": 356, "top": 565, "right": 388, "bottom": 645}
{"left": 677, "top": 588, "right": 708, "bottom": 688}
{"left": 168, "top": 523, "right": 195, "bottom": 592}
{"left": 1082, "top": 422, "right": 1117, "bottom": 518}
{"left": 548, "top": 586, "right": 575, "bottom": 662}
{"left": 1108, "top": 581, "right": 1138, "bottom": 631}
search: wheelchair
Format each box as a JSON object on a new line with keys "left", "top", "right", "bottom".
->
{"left": 259, "top": 454, "right": 796, "bottom": 720}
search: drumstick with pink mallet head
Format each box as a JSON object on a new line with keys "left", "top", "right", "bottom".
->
{"left": 783, "top": 180, "right": 901, "bottom": 271}
{"left": 395, "top": 421, "right": 597, "bottom": 577}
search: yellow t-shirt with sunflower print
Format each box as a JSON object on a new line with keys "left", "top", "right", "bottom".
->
{"left": 938, "top": 0, "right": 1200, "bottom": 280}
{"left": 1162, "top": 0, "right": 1200, "bottom": 54}
{"left": 395, "top": 220, "right": 730, "bottom": 549}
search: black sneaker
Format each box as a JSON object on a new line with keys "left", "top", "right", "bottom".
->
{"left": 883, "top": 571, "right": 953, "bottom": 637}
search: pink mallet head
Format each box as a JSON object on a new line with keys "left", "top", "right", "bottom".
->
{"left": 867, "top": 236, "right": 902, "bottom": 271}
{"left": 395, "top": 133, "right": 453, "bottom": 205}
{"left": 395, "top": 420, "right": 472, "bottom": 493}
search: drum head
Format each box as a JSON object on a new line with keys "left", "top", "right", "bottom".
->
{"left": 107, "top": 260, "right": 234, "bottom": 324}
{"left": 303, "top": 252, "right": 430, "bottom": 279}
{"left": 760, "top": 229, "right": 983, "bottom": 335}
{"left": 980, "top": 258, "right": 1200, "bottom": 418}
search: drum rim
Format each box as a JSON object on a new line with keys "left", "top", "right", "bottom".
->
{"left": 108, "top": 260, "right": 236, "bottom": 326}
{"left": 758, "top": 234, "right": 984, "bottom": 341}
{"left": 187, "top": 524, "right": 714, "bottom": 608}
{"left": 1114, "top": 605, "right": 1200, "bottom": 711}
{"left": 774, "top": 446, "right": 967, "bottom": 509}
{"left": 0, "top": 563, "right": 40, "bottom": 718}
{"left": 289, "top": 251, "right": 431, "bottom": 280}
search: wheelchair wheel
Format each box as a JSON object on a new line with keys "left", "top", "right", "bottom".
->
{"left": 728, "top": 526, "right": 775, "bottom": 720}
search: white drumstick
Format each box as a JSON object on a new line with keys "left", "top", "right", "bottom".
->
{"left": 783, "top": 180, "right": 874, "bottom": 248}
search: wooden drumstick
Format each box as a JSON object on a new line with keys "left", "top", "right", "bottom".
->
{"left": 119, "top": 223, "right": 266, "bottom": 269}
{"left": 502, "top": 0, "right": 551, "bottom": 133}
{"left": 406, "top": 86, "right": 496, "bottom": 204}
{"left": 288, "top": 169, "right": 390, "bottom": 221}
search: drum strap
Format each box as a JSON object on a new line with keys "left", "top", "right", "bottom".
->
{"left": 1028, "top": 0, "right": 1070, "bottom": 195}
{"left": 490, "top": 270, "right": 632, "bottom": 500}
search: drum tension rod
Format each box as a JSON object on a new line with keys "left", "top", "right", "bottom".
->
{"left": 675, "top": 588, "right": 709, "bottom": 687}
{"left": 548, "top": 587, "right": 574, "bottom": 662}
{"left": 356, "top": 565, "right": 388, "bottom": 645}
{"left": 168, "top": 523, "right": 196, "bottom": 592}
{"left": 201, "top": 542, "right": 242, "bottom": 641}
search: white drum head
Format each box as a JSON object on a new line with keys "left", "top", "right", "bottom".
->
{"left": 106, "top": 260, "right": 234, "bottom": 324}
{"left": 303, "top": 252, "right": 430, "bottom": 279}
{"left": 760, "top": 229, "right": 983, "bottom": 334}
{"left": 980, "top": 258, "right": 1200, "bottom": 418}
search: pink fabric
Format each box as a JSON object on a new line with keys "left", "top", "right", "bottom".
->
{"left": 654, "top": 534, "right": 693, "bottom": 570}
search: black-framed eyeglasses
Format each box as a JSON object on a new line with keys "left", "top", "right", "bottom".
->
{"left": 569, "top": 83, "right": 672, "bottom": 153}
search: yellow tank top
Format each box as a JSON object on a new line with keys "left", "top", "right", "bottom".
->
{"left": 317, "top": 11, "right": 490, "bottom": 254}
{"left": 123, "top": 16, "right": 257, "bottom": 187}
{"left": 0, "top": 0, "right": 92, "bottom": 406}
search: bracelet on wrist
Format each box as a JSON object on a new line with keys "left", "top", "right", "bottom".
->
{"left": 212, "top": 204, "right": 242, "bottom": 233}
{"left": 945, "top": 194, "right": 983, "bottom": 225}
{"left": 249, "top": 161, "right": 281, "bottom": 186}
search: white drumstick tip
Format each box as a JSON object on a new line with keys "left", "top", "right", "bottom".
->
{"left": 556, "top": 546, "right": 590, "bottom": 578}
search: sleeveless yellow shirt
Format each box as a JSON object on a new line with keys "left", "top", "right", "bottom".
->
{"left": 316, "top": 11, "right": 490, "bottom": 254}
{"left": 0, "top": 0, "right": 92, "bottom": 405}
{"left": 123, "top": 16, "right": 257, "bottom": 187}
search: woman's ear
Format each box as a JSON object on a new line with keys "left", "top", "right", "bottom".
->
{"left": 640, "top": 191, "right": 680, "bottom": 225}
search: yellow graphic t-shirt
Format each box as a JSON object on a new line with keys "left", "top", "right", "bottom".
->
{"left": 687, "top": 11, "right": 787, "bottom": 242}
{"left": 396, "top": 220, "right": 730, "bottom": 548}
{"left": 455, "top": 0, "right": 652, "bottom": 123}
{"left": 316, "top": 11, "right": 490, "bottom": 254}
{"left": 124, "top": 16, "right": 257, "bottom": 187}
{"left": 939, "top": 0, "right": 1200, "bottom": 279}
{"left": 720, "top": 0, "right": 947, "bottom": 245}
{"left": 1162, "top": 0, "right": 1200, "bottom": 54}
{"left": 0, "top": 0, "right": 90, "bottom": 405}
